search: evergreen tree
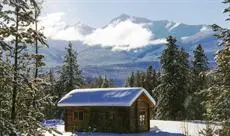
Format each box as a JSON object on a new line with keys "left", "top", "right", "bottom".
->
{"left": 32, "top": 0, "right": 46, "bottom": 79}
{"left": 48, "top": 68, "right": 56, "bottom": 97}
{"left": 155, "top": 36, "right": 190, "bottom": 120}
{"left": 192, "top": 44, "right": 209, "bottom": 77}
{"left": 94, "top": 75, "right": 113, "bottom": 88}
{"left": 144, "top": 66, "right": 159, "bottom": 96}
{"left": 125, "top": 67, "right": 160, "bottom": 96}
{"left": 134, "top": 71, "right": 143, "bottom": 87}
{"left": 56, "top": 42, "right": 83, "bottom": 99}
{"left": 125, "top": 72, "right": 135, "bottom": 87}
{"left": 43, "top": 68, "right": 58, "bottom": 119}
{"left": 0, "top": 49, "right": 14, "bottom": 135}
{"left": 188, "top": 44, "right": 208, "bottom": 119}
{"left": 83, "top": 75, "right": 113, "bottom": 88}
{"left": 202, "top": 1, "right": 230, "bottom": 135}
{"left": 0, "top": 0, "right": 53, "bottom": 135}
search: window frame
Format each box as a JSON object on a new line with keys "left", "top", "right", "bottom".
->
{"left": 139, "top": 111, "right": 146, "bottom": 126}
{"left": 73, "top": 111, "right": 84, "bottom": 121}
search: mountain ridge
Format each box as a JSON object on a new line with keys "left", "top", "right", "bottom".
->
{"left": 43, "top": 13, "right": 213, "bottom": 51}
{"left": 40, "top": 14, "right": 218, "bottom": 86}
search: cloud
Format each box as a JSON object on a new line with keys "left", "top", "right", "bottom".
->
{"left": 40, "top": 12, "right": 158, "bottom": 51}
{"left": 150, "top": 38, "right": 167, "bottom": 45}
{"left": 38, "top": 12, "right": 66, "bottom": 38}
{"left": 200, "top": 26, "right": 212, "bottom": 32}
{"left": 39, "top": 12, "right": 84, "bottom": 41}
{"left": 84, "top": 20, "right": 153, "bottom": 51}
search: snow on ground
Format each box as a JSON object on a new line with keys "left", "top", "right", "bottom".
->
{"left": 150, "top": 120, "right": 221, "bottom": 136}
{"left": 43, "top": 120, "right": 221, "bottom": 136}
{"left": 43, "top": 125, "right": 73, "bottom": 136}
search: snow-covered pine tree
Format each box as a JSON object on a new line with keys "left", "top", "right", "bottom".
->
{"left": 134, "top": 71, "right": 144, "bottom": 87}
{"left": 155, "top": 36, "right": 190, "bottom": 120}
{"left": 32, "top": 0, "right": 47, "bottom": 79}
{"left": 144, "top": 66, "right": 160, "bottom": 96}
{"left": 47, "top": 68, "right": 57, "bottom": 98}
{"left": 56, "top": 41, "right": 83, "bottom": 99}
{"left": 41, "top": 68, "right": 58, "bottom": 119}
{"left": 94, "top": 75, "right": 113, "bottom": 88}
{"left": 83, "top": 75, "right": 113, "bottom": 88}
{"left": 0, "top": 0, "right": 53, "bottom": 135}
{"left": 188, "top": 44, "right": 209, "bottom": 120}
{"left": 176, "top": 47, "right": 190, "bottom": 118}
{"left": 125, "top": 72, "right": 135, "bottom": 87}
{"left": 202, "top": 1, "right": 230, "bottom": 135}
{"left": 0, "top": 48, "right": 14, "bottom": 135}
{"left": 125, "top": 67, "right": 160, "bottom": 95}
{"left": 192, "top": 44, "right": 208, "bottom": 88}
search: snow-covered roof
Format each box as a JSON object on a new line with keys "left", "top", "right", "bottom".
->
{"left": 57, "top": 87, "right": 156, "bottom": 107}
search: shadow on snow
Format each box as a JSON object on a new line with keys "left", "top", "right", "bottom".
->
{"left": 41, "top": 119, "right": 184, "bottom": 136}
{"left": 75, "top": 131, "right": 183, "bottom": 136}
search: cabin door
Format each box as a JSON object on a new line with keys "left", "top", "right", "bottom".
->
{"left": 138, "top": 110, "right": 148, "bottom": 131}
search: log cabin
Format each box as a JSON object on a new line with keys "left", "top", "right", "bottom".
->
{"left": 57, "top": 87, "right": 156, "bottom": 133}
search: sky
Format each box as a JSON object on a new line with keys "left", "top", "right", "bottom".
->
{"left": 42, "top": 0, "right": 229, "bottom": 28}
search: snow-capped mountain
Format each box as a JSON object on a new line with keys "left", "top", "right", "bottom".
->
{"left": 40, "top": 14, "right": 219, "bottom": 85}
{"left": 39, "top": 12, "right": 95, "bottom": 41}
{"left": 42, "top": 13, "right": 214, "bottom": 51}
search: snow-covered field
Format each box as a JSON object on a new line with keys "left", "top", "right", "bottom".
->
{"left": 43, "top": 120, "right": 221, "bottom": 136}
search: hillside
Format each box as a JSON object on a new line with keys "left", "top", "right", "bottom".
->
{"left": 39, "top": 14, "right": 219, "bottom": 85}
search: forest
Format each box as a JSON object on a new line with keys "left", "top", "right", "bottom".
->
{"left": 0, "top": 0, "right": 229, "bottom": 136}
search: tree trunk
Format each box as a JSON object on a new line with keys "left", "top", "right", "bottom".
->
{"left": 10, "top": 7, "right": 19, "bottom": 136}
{"left": 34, "top": 8, "right": 38, "bottom": 79}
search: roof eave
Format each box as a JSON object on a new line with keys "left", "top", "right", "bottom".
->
{"left": 128, "top": 88, "right": 156, "bottom": 106}
{"left": 57, "top": 103, "right": 131, "bottom": 107}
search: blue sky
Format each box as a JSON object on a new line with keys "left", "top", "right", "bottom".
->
{"left": 43, "top": 0, "right": 228, "bottom": 28}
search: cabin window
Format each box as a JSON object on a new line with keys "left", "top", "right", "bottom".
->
{"left": 139, "top": 112, "right": 146, "bottom": 126}
{"left": 109, "top": 112, "right": 115, "bottom": 120}
{"left": 74, "top": 111, "right": 84, "bottom": 121}
{"left": 104, "top": 111, "right": 115, "bottom": 120}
